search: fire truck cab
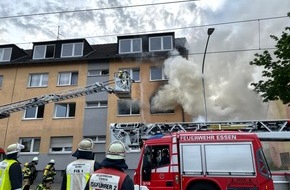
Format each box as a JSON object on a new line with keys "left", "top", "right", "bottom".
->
{"left": 134, "top": 131, "right": 274, "bottom": 190}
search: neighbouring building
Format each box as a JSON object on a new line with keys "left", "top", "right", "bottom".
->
{"left": 0, "top": 32, "right": 190, "bottom": 181}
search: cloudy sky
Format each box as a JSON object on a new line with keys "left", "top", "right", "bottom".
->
{"left": 0, "top": 0, "right": 289, "bottom": 121}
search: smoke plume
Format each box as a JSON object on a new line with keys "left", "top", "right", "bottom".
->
{"left": 152, "top": 50, "right": 268, "bottom": 121}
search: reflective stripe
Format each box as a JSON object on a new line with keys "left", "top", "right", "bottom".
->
{"left": 171, "top": 166, "right": 179, "bottom": 172}
{"left": 66, "top": 159, "right": 95, "bottom": 190}
{"left": 172, "top": 155, "right": 178, "bottom": 164}
{"left": 173, "top": 136, "right": 177, "bottom": 143}
{"left": 0, "top": 159, "right": 17, "bottom": 190}
{"left": 156, "top": 166, "right": 169, "bottom": 173}
{"left": 172, "top": 144, "right": 177, "bottom": 154}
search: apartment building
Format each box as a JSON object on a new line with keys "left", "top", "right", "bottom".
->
{"left": 0, "top": 32, "right": 190, "bottom": 181}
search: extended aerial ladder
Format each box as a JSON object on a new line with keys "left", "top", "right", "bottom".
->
{"left": 0, "top": 70, "right": 132, "bottom": 119}
{"left": 110, "top": 120, "right": 290, "bottom": 151}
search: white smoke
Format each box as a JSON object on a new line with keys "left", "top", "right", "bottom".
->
{"left": 152, "top": 50, "right": 268, "bottom": 121}
{"left": 151, "top": 51, "right": 204, "bottom": 117}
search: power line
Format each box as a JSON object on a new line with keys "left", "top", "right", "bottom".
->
{"left": 85, "top": 15, "right": 288, "bottom": 40}
{"left": 190, "top": 47, "right": 276, "bottom": 55}
{"left": 5, "top": 15, "right": 288, "bottom": 46}
{"left": 0, "top": 0, "right": 201, "bottom": 19}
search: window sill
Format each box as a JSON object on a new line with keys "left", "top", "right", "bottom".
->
{"left": 48, "top": 152, "right": 72, "bottom": 155}
{"left": 22, "top": 118, "right": 44, "bottom": 121}
{"left": 27, "top": 86, "right": 48, "bottom": 89}
{"left": 52, "top": 117, "right": 75, "bottom": 120}
{"left": 150, "top": 79, "right": 168, "bottom": 82}
{"left": 117, "top": 114, "right": 141, "bottom": 117}
{"left": 19, "top": 152, "right": 39, "bottom": 155}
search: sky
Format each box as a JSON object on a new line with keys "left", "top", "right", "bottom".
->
{"left": 0, "top": 0, "right": 289, "bottom": 121}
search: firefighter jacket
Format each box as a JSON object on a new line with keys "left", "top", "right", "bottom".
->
{"left": 65, "top": 159, "right": 95, "bottom": 190}
{"left": 35, "top": 184, "right": 50, "bottom": 190}
{"left": 60, "top": 149, "right": 101, "bottom": 190}
{"left": 89, "top": 167, "right": 127, "bottom": 190}
{"left": 22, "top": 162, "right": 37, "bottom": 183}
{"left": 43, "top": 163, "right": 56, "bottom": 180}
{"left": 0, "top": 155, "right": 22, "bottom": 190}
{"left": 84, "top": 158, "right": 134, "bottom": 190}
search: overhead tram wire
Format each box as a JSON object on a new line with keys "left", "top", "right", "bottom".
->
{"left": 0, "top": 0, "right": 201, "bottom": 20}
{"left": 84, "top": 15, "right": 288, "bottom": 40}
{"left": 5, "top": 14, "right": 287, "bottom": 48}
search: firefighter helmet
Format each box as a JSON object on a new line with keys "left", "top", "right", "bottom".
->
{"left": 32, "top": 156, "right": 39, "bottom": 161}
{"left": 106, "top": 140, "right": 126, "bottom": 160}
{"left": 78, "top": 138, "right": 94, "bottom": 151}
{"left": 6, "top": 143, "right": 24, "bottom": 155}
{"left": 49, "top": 159, "right": 55, "bottom": 164}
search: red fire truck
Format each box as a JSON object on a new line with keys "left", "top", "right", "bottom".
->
{"left": 134, "top": 131, "right": 274, "bottom": 190}
{"left": 0, "top": 148, "right": 5, "bottom": 161}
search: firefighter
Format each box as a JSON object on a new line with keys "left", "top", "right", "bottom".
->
{"left": 0, "top": 142, "right": 24, "bottom": 190}
{"left": 60, "top": 138, "right": 102, "bottom": 190}
{"left": 159, "top": 148, "right": 170, "bottom": 165}
{"left": 22, "top": 156, "right": 39, "bottom": 190}
{"left": 42, "top": 159, "right": 56, "bottom": 183}
{"left": 34, "top": 176, "right": 53, "bottom": 190}
{"left": 84, "top": 140, "right": 134, "bottom": 190}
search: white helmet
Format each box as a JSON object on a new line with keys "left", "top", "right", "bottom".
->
{"left": 49, "top": 159, "right": 55, "bottom": 164}
{"left": 32, "top": 157, "right": 39, "bottom": 162}
{"left": 78, "top": 138, "right": 93, "bottom": 151}
{"left": 6, "top": 143, "right": 24, "bottom": 155}
{"left": 106, "top": 140, "right": 126, "bottom": 160}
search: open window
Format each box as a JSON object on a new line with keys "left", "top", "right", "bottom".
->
{"left": 142, "top": 145, "right": 170, "bottom": 181}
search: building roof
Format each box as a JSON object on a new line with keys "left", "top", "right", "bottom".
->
{"left": 0, "top": 33, "right": 189, "bottom": 66}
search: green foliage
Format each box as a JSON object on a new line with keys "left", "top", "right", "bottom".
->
{"left": 250, "top": 13, "right": 290, "bottom": 106}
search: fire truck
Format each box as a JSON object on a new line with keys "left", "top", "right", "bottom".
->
{"left": 110, "top": 121, "right": 290, "bottom": 190}
{"left": 0, "top": 148, "right": 4, "bottom": 162}
{"left": 136, "top": 131, "right": 273, "bottom": 190}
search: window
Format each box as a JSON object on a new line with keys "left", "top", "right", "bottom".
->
{"left": 86, "top": 101, "right": 108, "bottom": 108}
{"left": 0, "top": 48, "right": 12, "bottom": 62}
{"left": 131, "top": 68, "right": 140, "bottom": 82}
{"left": 149, "top": 36, "right": 173, "bottom": 52}
{"left": 85, "top": 135, "right": 106, "bottom": 143}
{"left": 88, "top": 69, "right": 109, "bottom": 76}
{"left": 181, "top": 143, "right": 255, "bottom": 176}
{"left": 261, "top": 141, "right": 290, "bottom": 172}
{"left": 0, "top": 75, "right": 3, "bottom": 88}
{"left": 142, "top": 145, "right": 170, "bottom": 181}
{"left": 24, "top": 105, "right": 45, "bottom": 119}
{"left": 28, "top": 73, "right": 48, "bottom": 87}
{"left": 50, "top": 136, "right": 72, "bottom": 153}
{"left": 54, "top": 103, "right": 76, "bottom": 118}
{"left": 61, "top": 43, "right": 83, "bottom": 57}
{"left": 205, "top": 144, "right": 254, "bottom": 174}
{"left": 19, "top": 138, "right": 40, "bottom": 153}
{"left": 119, "top": 68, "right": 140, "bottom": 82}
{"left": 57, "top": 72, "right": 78, "bottom": 86}
{"left": 150, "top": 97, "right": 174, "bottom": 114}
{"left": 150, "top": 66, "right": 168, "bottom": 81}
{"left": 118, "top": 100, "right": 140, "bottom": 115}
{"left": 119, "top": 38, "right": 142, "bottom": 54}
{"left": 33, "top": 45, "right": 55, "bottom": 59}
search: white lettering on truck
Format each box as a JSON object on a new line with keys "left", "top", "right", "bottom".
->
{"left": 180, "top": 135, "right": 237, "bottom": 141}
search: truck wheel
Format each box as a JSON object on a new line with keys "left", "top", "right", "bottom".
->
{"left": 188, "top": 182, "right": 219, "bottom": 190}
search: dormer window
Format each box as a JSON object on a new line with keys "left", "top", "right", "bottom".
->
{"left": 119, "top": 38, "right": 142, "bottom": 54}
{"left": 149, "top": 36, "right": 173, "bottom": 52}
{"left": 33, "top": 45, "right": 55, "bottom": 59}
{"left": 0, "top": 48, "right": 12, "bottom": 62}
{"left": 61, "top": 42, "right": 83, "bottom": 57}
